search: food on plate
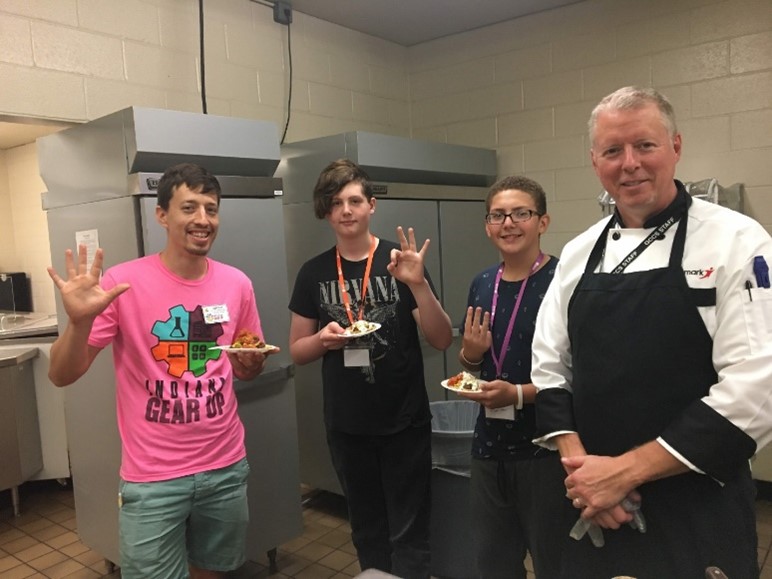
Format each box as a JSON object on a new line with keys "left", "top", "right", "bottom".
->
{"left": 446, "top": 371, "right": 480, "bottom": 391}
{"left": 347, "top": 320, "right": 378, "bottom": 335}
{"left": 231, "top": 329, "right": 266, "bottom": 349}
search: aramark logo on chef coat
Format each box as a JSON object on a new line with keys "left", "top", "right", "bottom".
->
{"left": 684, "top": 267, "right": 715, "bottom": 279}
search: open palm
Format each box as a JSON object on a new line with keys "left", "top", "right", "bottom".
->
{"left": 47, "top": 246, "right": 130, "bottom": 323}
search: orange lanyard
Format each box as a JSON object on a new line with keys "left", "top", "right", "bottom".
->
{"left": 335, "top": 235, "right": 377, "bottom": 325}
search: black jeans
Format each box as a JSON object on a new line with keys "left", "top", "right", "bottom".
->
{"left": 327, "top": 424, "right": 431, "bottom": 579}
{"left": 470, "top": 453, "right": 574, "bottom": 579}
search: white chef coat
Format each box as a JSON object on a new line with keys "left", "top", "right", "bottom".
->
{"left": 532, "top": 195, "right": 772, "bottom": 472}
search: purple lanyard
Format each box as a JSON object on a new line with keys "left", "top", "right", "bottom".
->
{"left": 490, "top": 252, "right": 544, "bottom": 378}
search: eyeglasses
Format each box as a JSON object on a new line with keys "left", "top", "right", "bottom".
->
{"left": 485, "top": 209, "right": 541, "bottom": 225}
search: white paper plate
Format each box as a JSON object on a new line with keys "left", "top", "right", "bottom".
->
{"left": 441, "top": 378, "right": 480, "bottom": 392}
{"left": 341, "top": 322, "right": 382, "bottom": 338}
{"left": 209, "top": 344, "right": 279, "bottom": 353}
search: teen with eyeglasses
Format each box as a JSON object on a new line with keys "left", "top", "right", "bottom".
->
{"left": 484, "top": 208, "right": 541, "bottom": 225}
{"left": 453, "top": 176, "right": 574, "bottom": 579}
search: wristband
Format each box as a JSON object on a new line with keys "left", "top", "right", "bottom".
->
{"left": 460, "top": 348, "right": 482, "bottom": 366}
{"left": 515, "top": 383, "right": 524, "bottom": 410}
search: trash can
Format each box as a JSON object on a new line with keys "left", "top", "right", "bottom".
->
{"left": 429, "top": 400, "right": 478, "bottom": 579}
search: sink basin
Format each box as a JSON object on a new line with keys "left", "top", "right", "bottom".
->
{"left": 0, "top": 312, "right": 58, "bottom": 337}
{"left": 0, "top": 314, "right": 37, "bottom": 331}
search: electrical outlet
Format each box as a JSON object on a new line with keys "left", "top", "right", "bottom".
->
{"left": 273, "top": 0, "right": 292, "bottom": 25}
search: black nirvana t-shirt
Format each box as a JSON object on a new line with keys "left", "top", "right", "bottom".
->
{"left": 289, "top": 240, "right": 432, "bottom": 435}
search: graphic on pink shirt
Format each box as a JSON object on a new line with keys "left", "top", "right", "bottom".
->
{"left": 151, "top": 305, "right": 223, "bottom": 378}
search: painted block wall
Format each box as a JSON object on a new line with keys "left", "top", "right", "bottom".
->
{"left": 0, "top": 0, "right": 410, "bottom": 311}
{"left": 407, "top": 0, "right": 772, "bottom": 255}
{"left": 0, "top": 0, "right": 770, "bottom": 309}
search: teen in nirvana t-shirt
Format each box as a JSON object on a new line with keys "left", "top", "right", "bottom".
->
{"left": 288, "top": 159, "right": 453, "bottom": 579}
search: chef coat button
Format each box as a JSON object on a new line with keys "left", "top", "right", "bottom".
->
{"left": 612, "top": 231, "right": 621, "bottom": 241}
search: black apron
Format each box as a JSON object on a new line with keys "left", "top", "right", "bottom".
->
{"left": 562, "top": 207, "right": 758, "bottom": 579}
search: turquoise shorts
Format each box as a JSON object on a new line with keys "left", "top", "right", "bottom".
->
{"left": 118, "top": 458, "right": 250, "bottom": 578}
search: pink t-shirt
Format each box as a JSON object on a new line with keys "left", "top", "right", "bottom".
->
{"left": 89, "top": 254, "right": 262, "bottom": 482}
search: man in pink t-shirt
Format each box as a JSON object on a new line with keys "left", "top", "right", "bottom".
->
{"left": 47, "top": 163, "right": 275, "bottom": 579}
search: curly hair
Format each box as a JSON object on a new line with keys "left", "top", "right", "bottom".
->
{"left": 486, "top": 175, "right": 547, "bottom": 215}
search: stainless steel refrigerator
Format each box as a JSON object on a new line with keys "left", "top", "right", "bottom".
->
{"left": 277, "top": 131, "right": 499, "bottom": 494}
{"left": 38, "top": 107, "right": 302, "bottom": 568}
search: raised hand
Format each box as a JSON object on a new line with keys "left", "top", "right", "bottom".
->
{"left": 462, "top": 306, "right": 492, "bottom": 362}
{"left": 386, "top": 226, "right": 430, "bottom": 287}
{"left": 47, "top": 245, "right": 130, "bottom": 324}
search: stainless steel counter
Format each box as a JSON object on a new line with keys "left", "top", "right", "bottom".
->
{"left": 0, "top": 346, "right": 43, "bottom": 516}
{"left": 0, "top": 346, "right": 40, "bottom": 367}
{"left": 0, "top": 336, "right": 70, "bottom": 483}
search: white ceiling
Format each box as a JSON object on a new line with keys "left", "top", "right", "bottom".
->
{"left": 288, "top": 0, "right": 587, "bottom": 46}
{"left": 1, "top": 0, "right": 586, "bottom": 150}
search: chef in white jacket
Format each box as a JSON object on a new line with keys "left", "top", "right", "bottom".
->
{"left": 531, "top": 86, "right": 772, "bottom": 579}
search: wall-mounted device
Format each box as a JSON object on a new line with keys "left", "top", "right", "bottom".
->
{"left": 0, "top": 273, "right": 32, "bottom": 312}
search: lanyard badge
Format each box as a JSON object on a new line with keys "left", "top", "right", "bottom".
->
{"left": 336, "top": 236, "right": 377, "bottom": 368}
{"left": 489, "top": 253, "right": 544, "bottom": 378}
{"left": 336, "top": 235, "right": 377, "bottom": 325}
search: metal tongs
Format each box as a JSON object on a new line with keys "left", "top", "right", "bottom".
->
{"left": 569, "top": 496, "right": 646, "bottom": 548}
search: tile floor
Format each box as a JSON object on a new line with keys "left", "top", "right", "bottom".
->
{"left": 1, "top": 480, "right": 771, "bottom": 578}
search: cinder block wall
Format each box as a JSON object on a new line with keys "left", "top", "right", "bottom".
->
{"left": 407, "top": 0, "right": 772, "bottom": 255}
{"left": 0, "top": 0, "right": 410, "bottom": 312}
{"left": 0, "top": 0, "right": 410, "bottom": 137}
{"left": 0, "top": 0, "right": 770, "bottom": 309}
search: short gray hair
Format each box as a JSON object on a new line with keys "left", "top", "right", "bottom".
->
{"left": 588, "top": 86, "right": 678, "bottom": 146}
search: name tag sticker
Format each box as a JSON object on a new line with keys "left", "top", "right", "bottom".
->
{"left": 485, "top": 405, "right": 515, "bottom": 421}
{"left": 202, "top": 305, "right": 230, "bottom": 324}
{"left": 344, "top": 348, "right": 370, "bottom": 367}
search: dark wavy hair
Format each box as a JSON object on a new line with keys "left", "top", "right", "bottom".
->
{"left": 156, "top": 163, "right": 221, "bottom": 210}
{"left": 312, "top": 159, "right": 374, "bottom": 219}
